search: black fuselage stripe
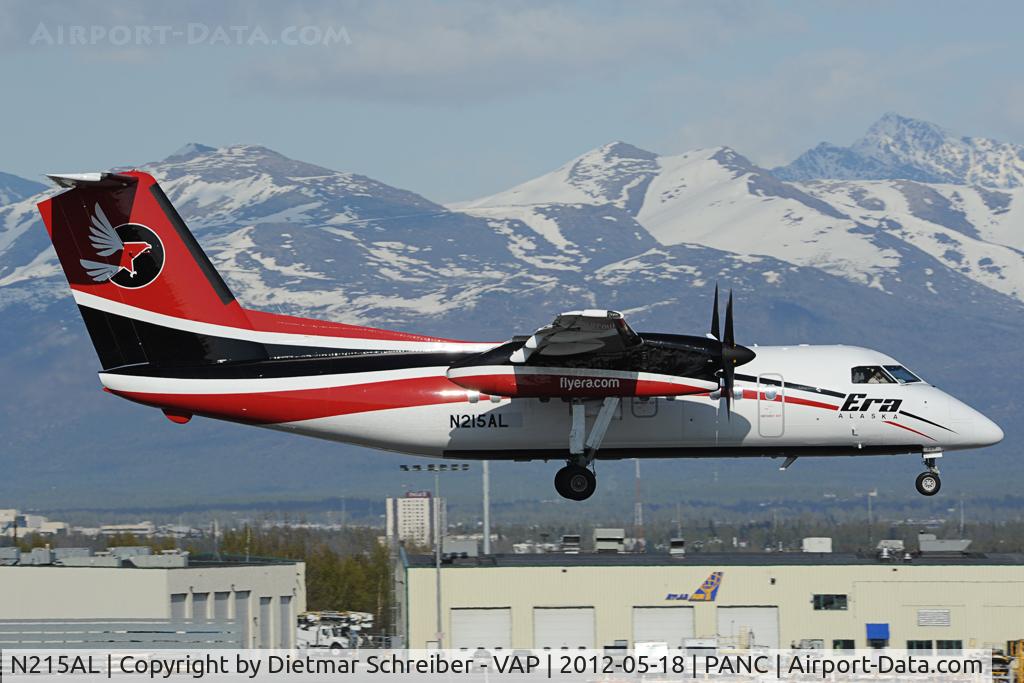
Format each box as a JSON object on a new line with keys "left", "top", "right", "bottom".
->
{"left": 898, "top": 409, "right": 956, "bottom": 433}
{"left": 82, "top": 306, "right": 477, "bottom": 375}
{"left": 735, "top": 374, "right": 954, "bottom": 432}
{"left": 733, "top": 373, "right": 846, "bottom": 398}
{"left": 108, "top": 350, "right": 476, "bottom": 379}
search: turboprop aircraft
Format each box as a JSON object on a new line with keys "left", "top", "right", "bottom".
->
{"left": 37, "top": 171, "right": 1003, "bottom": 501}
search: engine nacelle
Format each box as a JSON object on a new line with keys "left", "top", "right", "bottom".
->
{"left": 445, "top": 365, "right": 715, "bottom": 399}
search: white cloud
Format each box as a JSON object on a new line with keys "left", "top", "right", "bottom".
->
{"left": 238, "top": 1, "right": 774, "bottom": 103}
{"left": 659, "top": 42, "right": 1002, "bottom": 167}
{"left": 0, "top": 0, "right": 783, "bottom": 103}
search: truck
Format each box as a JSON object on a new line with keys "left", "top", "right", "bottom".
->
{"left": 296, "top": 611, "right": 373, "bottom": 650}
{"left": 296, "top": 622, "right": 351, "bottom": 650}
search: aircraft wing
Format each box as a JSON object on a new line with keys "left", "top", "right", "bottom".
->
{"left": 510, "top": 309, "right": 641, "bottom": 363}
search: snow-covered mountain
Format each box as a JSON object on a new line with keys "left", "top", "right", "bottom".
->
{"left": 1, "top": 116, "right": 1022, "bottom": 508}
{"left": 456, "top": 141, "right": 660, "bottom": 213}
{"left": 459, "top": 121, "right": 1024, "bottom": 305}
{"left": 0, "top": 171, "right": 45, "bottom": 205}
{"left": 775, "top": 112, "right": 1024, "bottom": 189}
{"left": 0, "top": 143, "right": 593, "bottom": 326}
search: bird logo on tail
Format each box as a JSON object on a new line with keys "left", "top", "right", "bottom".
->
{"left": 79, "top": 204, "right": 164, "bottom": 288}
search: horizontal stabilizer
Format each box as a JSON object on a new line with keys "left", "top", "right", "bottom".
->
{"left": 45, "top": 172, "right": 136, "bottom": 189}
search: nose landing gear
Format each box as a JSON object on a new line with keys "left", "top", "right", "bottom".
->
{"left": 915, "top": 455, "right": 941, "bottom": 496}
{"left": 915, "top": 471, "right": 941, "bottom": 496}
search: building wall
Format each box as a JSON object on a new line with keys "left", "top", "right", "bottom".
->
{"left": 406, "top": 562, "right": 1024, "bottom": 650}
{"left": 166, "top": 563, "right": 306, "bottom": 648}
{"left": 0, "top": 567, "right": 167, "bottom": 619}
{"left": 0, "top": 563, "right": 306, "bottom": 649}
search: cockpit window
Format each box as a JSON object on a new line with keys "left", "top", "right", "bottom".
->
{"left": 883, "top": 365, "right": 922, "bottom": 383}
{"left": 851, "top": 366, "right": 895, "bottom": 384}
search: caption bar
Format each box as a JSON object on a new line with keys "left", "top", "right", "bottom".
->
{"left": 0, "top": 649, "right": 992, "bottom": 681}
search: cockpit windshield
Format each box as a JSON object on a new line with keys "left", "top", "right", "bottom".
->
{"left": 851, "top": 365, "right": 922, "bottom": 384}
{"left": 851, "top": 366, "right": 894, "bottom": 384}
{"left": 883, "top": 365, "right": 922, "bottom": 383}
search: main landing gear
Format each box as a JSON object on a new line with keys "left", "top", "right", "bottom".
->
{"left": 915, "top": 453, "right": 942, "bottom": 496}
{"left": 554, "top": 397, "right": 620, "bottom": 501}
{"left": 554, "top": 465, "right": 596, "bottom": 501}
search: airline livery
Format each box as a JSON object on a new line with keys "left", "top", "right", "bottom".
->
{"left": 38, "top": 171, "right": 1003, "bottom": 500}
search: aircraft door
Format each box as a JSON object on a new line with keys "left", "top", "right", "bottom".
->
{"left": 605, "top": 397, "right": 685, "bottom": 446}
{"left": 757, "top": 374, "right": 784, "bottom": 437}
{"left": 631, "top": 397, "right": 658, "bottom": 418}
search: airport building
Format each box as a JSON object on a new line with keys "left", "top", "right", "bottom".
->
{"left": 396, "top": 543, "right": 1024, "bottom": 652}
{"left": 386, "top": 491, "right": 445, "bottom": 548}
{"left": 0, "top": 547, "right": 305, "bottom": 648}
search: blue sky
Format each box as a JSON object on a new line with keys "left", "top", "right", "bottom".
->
{"left": 2, "top": 0, "right": 1022, "bottom": 202}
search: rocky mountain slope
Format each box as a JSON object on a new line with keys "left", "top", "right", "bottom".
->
{"left": 0, "top": 171, "right": 45, "bottom": 206}
{"left": 775, "top": 112, "right": 1024, "bottom": 188}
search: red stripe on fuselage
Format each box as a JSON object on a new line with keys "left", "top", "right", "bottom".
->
{"left": 884, "top": 420, "right": 935, "bottom": 441}
{"left": 108, "top": 375, "right": 468, "bottom": 425}
{"left": 781, "top": 395, "right": 840, "bottom": 411}
{"left": 243, "top": 308, "right": 487, "bottom": 345}
{"left": 111, "top": 378, "right": 844, "bottom": 425}
{"left": 740, "top": 389, "right": 839, "bottom": 411}
{"left": 448, "top": 371, "right": 708, "bottom": 398}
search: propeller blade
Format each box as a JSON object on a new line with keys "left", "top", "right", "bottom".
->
{"left": 709, "top": 284, "right": 752, "bottom": 419}
{"left": 724, "top": 290, "right": 735, "bottom": 348}
{"left": 710, "top": 284, "right": 720, "bottom": 341}
{"left": 722, "top": 357, "right": 734, "bottom": 420}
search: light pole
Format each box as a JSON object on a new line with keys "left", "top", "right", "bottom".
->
{"left": 400, "top": 462, "right": 470, "bottom": 648}
{"left": 482, "top": 460, "right": 491, "bottom": 555}
{"left": 867, "top": 489, "right": 878, "bottom": 546}
{"left": 959, "top": 494, "right": 965, "bottom": 537}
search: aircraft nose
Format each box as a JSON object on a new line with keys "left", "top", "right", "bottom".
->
{"left": 946, "top": 393, "right": 1003, "bottom": 448}
{"left": 974, "top": 415, "right": 1004, "bottom": 447}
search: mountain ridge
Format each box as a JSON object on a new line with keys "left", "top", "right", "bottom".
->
{"left": 457, "top": 120, "right": 1024, "bottom": 306}
{"left": 775, "top": 113, "right": 1024, "bottom": 189}
{"left": 0, "top": 171, "right": 46, "bottom": 206}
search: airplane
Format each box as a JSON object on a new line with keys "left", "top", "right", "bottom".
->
{"left": 36, "top": 170, "right": 1004, "bottom": 501}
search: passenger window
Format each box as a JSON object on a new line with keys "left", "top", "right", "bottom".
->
{"left": 851, "top": 366, "right": 895, "bottom": 384}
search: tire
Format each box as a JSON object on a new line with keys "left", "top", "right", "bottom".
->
{"left": 915, "top": 471, "right": 941, "bottom": 496}
{"left": 554, "top": 467, "right": 571, "bottom": 498}
{"left": 555, "top": 465, "right": 596, "bottom": 501}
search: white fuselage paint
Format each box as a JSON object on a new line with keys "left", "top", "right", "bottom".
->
{"left": 142, "top": 344, "right": 997, "bottom": 460}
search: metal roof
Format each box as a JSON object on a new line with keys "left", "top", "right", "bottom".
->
{"left": 405, "top": 551, "right": 1024, "bottom": 569}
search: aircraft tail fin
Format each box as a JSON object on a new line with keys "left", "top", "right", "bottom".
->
{"left": 38, "top": 171, "right": 267, "bottom": 369}
{"left": 689, "top": 571, "right": 723, "bottom": 601}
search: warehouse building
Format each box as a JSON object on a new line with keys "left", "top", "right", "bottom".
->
{"left": 0, "top": 547, "right": 305, "bottom": 648}
{"left": 397, "top": 546, "right": 1024, "bottom": 652}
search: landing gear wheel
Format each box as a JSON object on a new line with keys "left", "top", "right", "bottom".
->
{"left": 554, "top": 465, "right": 597, "bottom": 501}
{"left": 915, "top": 471, "right": 941, "bottom": 496}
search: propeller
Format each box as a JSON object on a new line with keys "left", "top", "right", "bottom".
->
{"left": 708, "top": 285, "right": 755, "bottom": 418}
{"left": 710, "top": 285, "right": 720, "bottom": 341}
